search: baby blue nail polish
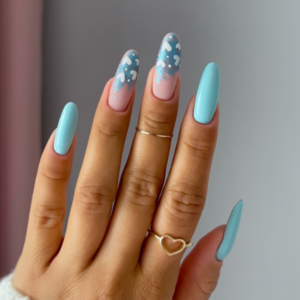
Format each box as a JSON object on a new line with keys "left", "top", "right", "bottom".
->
{"left": 216, "top": 200, "right": 244, "bottom": 261}
{"left": 54, "top": 102, "right": 78, "bottom": 155}
{"left": 194, "top": 62, "right": 220, "bottom": 124}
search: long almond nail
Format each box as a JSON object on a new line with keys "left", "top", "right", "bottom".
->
{"left": 194, "top": 62, "right": 220, "bottom": 124}
{"left": 216, "top": 200, "right": 244, "bottom": 261}
{"left": 108, "top": 49, "right": 139, "bottom": 112}
{"left": 54, "top": 102, "right": 78, "bottom": 155}
{"left": 152, "top": 33, "right": 181, "bottom": 100}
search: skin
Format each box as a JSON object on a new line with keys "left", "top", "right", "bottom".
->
{"left": 13, "top": 67, "right": 225, "bottom": 299}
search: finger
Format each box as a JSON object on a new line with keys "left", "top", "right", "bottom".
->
{"left": 59, "top": 50, "right": 139, "bottom": 268}
{"left": 173, "top": 226, "right": 224, "bottom": 300}
{"left": 21, "top": 103, "right": 77, "bottom": 271}
{"left": 98, "top": 33, "right": 181, "bottom": 269}
{"left": 174, "top": 200, "right": 244, "bottom": 299}
{"left": 141, "top": 63, "right": 220, "bottom": 271}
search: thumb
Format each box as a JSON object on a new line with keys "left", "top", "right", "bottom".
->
{"left": 173, "top": 200, "right": 243, "bottom": 300}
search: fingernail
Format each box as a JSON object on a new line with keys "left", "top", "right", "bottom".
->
{"left": 216, "top": 200, "right": 244, "bottom": 261}
{"left": 108, "top": 49, "right": 139, "bottom": 111}
{"left": 54, "top": 102, "right": 78, "bottom": 155}
{"left": 152, "top": 32, "right": 181, "bottom": 100}
{"left": 194, "top": 62, "right": 220, "bottom": 124}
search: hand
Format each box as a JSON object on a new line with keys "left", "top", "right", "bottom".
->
{"left": 13, "top": 33, "right": 243, "bottom": 300}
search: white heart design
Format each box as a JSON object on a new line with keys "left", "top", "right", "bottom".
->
{"left": 116, "top": 72, "right": 125, "bottom": 83}
{"left": 175, "top": 43, "right": 181, "bottom": 51}
{"left": 174, "top": 55, "right": 180, "bottom": 66}
{"left": 162, "top": 41, "right": 172, "bottom": 52}
{"left": 122, "top": 56, "right": 132, "bottom": 65}
{"left": 130, "top": 70, "right": 137, "bottom": 80}
{"left": 156, "top": 59, "right": 166, "bottom": 67}
{"left": 135, "top": 59, "right": 139, "bottom": 66}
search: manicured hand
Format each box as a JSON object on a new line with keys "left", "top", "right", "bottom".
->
{"left": 13, "top": 33, "right": 243, "bottom": 300}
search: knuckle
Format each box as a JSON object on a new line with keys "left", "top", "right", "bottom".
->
{"left": 35, "top": 204, "right": 65, "bottom": 228}
{"left": 163, "top": 184, "right": 205, "bottom": 223}
{"left": 143, "top": 110, "right": 174, "bottom": 132}
{"left": 53, "top": 273, "right": 82, "bottom": 300}
{"left": 135, "top": 270, "right": 163, "bottom": 300}
{"left": 96, "top": 275, "right": 129, "bottom": 300}
{"left": 99, "top": 286, "right": 126, "bottom": 300}
{"left": 95, "top": 121, "right": 125, "bottom": 139}
{"left": 182, "top": 133, "right": 214, "bottom": 160}
{"left": 123, "top": 168, "right": 161, "bottom": 210}
{"left": 197, "top": 278, "right": 219, "bottom": 296}
{"left": 41, "top": 161, "right": 69, "bottom": 182}
{"left": 76, "top": 185, "right": 115, "bottom": 215}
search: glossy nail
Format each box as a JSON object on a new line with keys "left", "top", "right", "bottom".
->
{"left": 216, "top": 200, "right": 244, "bottom": 261}
{"left": 194, "top": 62, "right": 220, "bottom": 124}
{"left": 152, "top": 32, "right": 181, "bottom": 100}
{"left": 108, "top": 49, "right": 139, "bottom": 112}
{"left": 54, "top": 102, "right": 78, "bottom": 155}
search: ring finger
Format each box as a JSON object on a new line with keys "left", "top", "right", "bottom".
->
{"left": 141, "top": 63, "right": 220, "bottom": 278}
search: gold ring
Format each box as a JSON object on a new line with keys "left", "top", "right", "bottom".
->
{"left": 148, "top": 230, "right": 193, "bottom": 256}
{"left": 135, "top": 127, "right": 173, "bottom": 139}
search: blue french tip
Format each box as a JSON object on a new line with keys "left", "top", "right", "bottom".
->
{"left": 54, "top": 102, "right": 78, "bottom": 155}
{"left": 194, "top": 62, "right": 220, "bottom": 124}
{"left": 216, "top": 200, "right": 244, "bottom": 261}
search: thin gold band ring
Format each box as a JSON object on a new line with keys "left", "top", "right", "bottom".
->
{"left": 148, "top": 230, "right": 193, "bottom": 256}
{"left": 135, "top": 127, "right": 173, "bottom": 139}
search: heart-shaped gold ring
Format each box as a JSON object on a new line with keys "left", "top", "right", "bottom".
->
{"left": 148, "top": 230, "right": 193, "bottom": 256}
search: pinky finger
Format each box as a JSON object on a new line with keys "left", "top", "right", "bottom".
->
{"left": 19, "top": 103, "right": 78, "bottom": 272}
{"left": 173, "top": 200, "right": 244, "bottom": 300}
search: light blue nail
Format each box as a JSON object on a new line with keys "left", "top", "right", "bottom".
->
{"left": 54, "top": 102, "right": 78, "bottom": 155}
{"left": 216, "top": 200, "right": 244, "bottom": 261}
{"left": 194, "top": 62, "right": 220, "bottom": 124}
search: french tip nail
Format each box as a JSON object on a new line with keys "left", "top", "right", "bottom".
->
{"left": 216, "top": 200, "right": 244, "bottom": 261}
{"left": 194, "top": 62, "right": 220, "bottom": 124}
{"left": 152, "top": 32, "right": 181, "bottom": 100}
{"left": 108, "top": 49, "right": 140, "bottom": 112}
{"left": 54, "top": 102, "right": 78, "bottom": 155}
